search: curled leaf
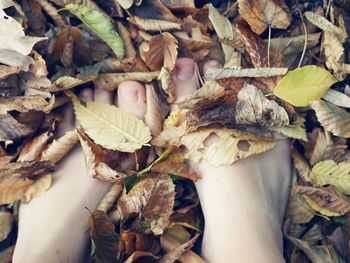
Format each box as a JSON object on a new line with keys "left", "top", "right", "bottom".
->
{"left": 128, "top": 16, "right": 181, "bottom": 31}
{"left": 0, "top": 95, "right": 49, "bottom": 115}
{"left": 205, "top": 67, "right": 288, "bottom": 80}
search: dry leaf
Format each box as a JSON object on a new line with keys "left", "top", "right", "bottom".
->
{"left": 295, "top": 185, "right": 350, "bottom": 216}
{"left": 312, "top": 160, "right": 350, "bottom": 194}
{"left": 159, "top": 234, "right": 200, "bottom": 263}
{"left": 144, "top": 32, "right": 178, "bottom": 71}
{"left": 0, "top": 65, "right": 20, "bottom": 80}
{"left": 145, "top": 84, "right": 163, "bottom": 136}
{"left": 237, "top": 0, "right": 292, "bottom": 35}
{"left": 97, "top": 182, "right": 123, "bottom": 212}
{"left": 0, "top": 114, "right": 33, "bottom": 144}
{"left": 18, "top": 131, "right": 53, "bottom": 162}
{"left": 89, "top": 210, "right": 119, "bottom": 263}
{"left": 323, "top": 89, "right": 350, "bottom": 108}
{"left": 0, "top": 161, "right": 54, "bottom": 204}
{"left": 158, "top": 67, "right": 176, "bottom": 103}
{"left": 304, "top": 128, "right": 347, "bottom": 165}
{"left": 125, "top": 251, "right": 157, "bottom": 263}
{"left": 0, "top": 95, "right": 49, "bottom": 115}
{"left": 68, "top": 91, "right": 151, "bottom": 153}
{"left": 311, "top": 100, "right": 350, "bottom": 138}
{"left": 160, "top": 233, "right": 206, "bottom": 263}
{"left": 95, "top": 72, "right": 159, "bottom": 91}
{"left": 291, "top": 149, "right": 314, "bottom": 184}
{"left": 235, "top": 83, "right": 289, "bottom": 126}
{"left": 286, "top": 190, "right": 315, "bottom": 224}
{"left": 41, "top": 129, "right": 79, "bottom": 164}
{"left": 121, "top": 230, "right": 161, "bottom": 256}
{"left": 128, "top": 16, "right": 181, "bottom": 31}
{"left": 117, "top": 174, "right": 175, "bottom": 235}
{"left": 269, "top": 114, "right": 307, "bottom": 141}
{"left": 205, "top": 67, "right": 288, "bottom": 80}
{"left": 78, "top": 128, "right": 127, "bottom": 182}
{"left": 0, "top": 9, "right": 46, "bottom": 70}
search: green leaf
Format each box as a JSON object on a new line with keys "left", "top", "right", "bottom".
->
{"left": 65, "top": 4, "right": 124, "bottom": 59}
{"left": 273, "top": 66, "right": 337, "bottom": 107}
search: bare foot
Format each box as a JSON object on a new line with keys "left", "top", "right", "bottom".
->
{"left": 13, "top": 84, "right": 147, "bottom": 263}
{"left": 172, "top": 58, "right": 292, "bottom": 263}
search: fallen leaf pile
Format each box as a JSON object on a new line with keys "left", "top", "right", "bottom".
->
{"left": 1, "top": 0, "right": 350, "bottom": 262}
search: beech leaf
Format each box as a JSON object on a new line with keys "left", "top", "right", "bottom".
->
{"left": 273, "top": 66, "right": 337, "bottom": 107}
{"left": 67, "top": 91, "right": 151, "bottom": 153}
{"left": 65, "top": 4, "right": 124, "bottom": 59}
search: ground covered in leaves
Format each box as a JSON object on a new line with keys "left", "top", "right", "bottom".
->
{"left": 1, "top": 0, "right": 350, "bottom": 262}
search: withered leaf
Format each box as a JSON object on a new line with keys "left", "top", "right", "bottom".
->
{"left": 237, "top": 0, "right": 292, "bottom": 35}
{"left": 158, "top": 67, "right": 176, "bottom": 103}
{"left": 0, "top": 114, "right": 33, "bottom": 144}
{"left": 205, "top": 67, "right": 288, "bottom": 80}
{"left": 124, "top": 251, "right": 158, "bottom": 263}
{"left": 0, "top": 161, "right": 54, "bottom": 204}
{"left": 145, "top": 84, "right": 163, "bottom": 137}
{"left": 285, "top": 190, "right": 315, "bottom": 224}
{"left": 117, "top": 174, "right": 175, "bottom": 235}
{"left": 0, "top": 95, "right": 50, "bottom": 115}
{"left": 0, "top": 211, "right": 13, "bottom": 242}
{"left": 311, "top": 100, "right": 350, "bottom": 138}
{"left": 291, "top": 149, "right": 315, "bottom": 184}
{"left": 144, "top": 32, "right": 178, "bottom": 71}
{"left": 128, "top": 16, "right": 181, "bottom": 31}
{"left": 121, "top": 230, "right": 161, "bottom": 256}
{"left": 151, "top": 158, "right": 200, "bottom": 181}
{"left": 97, "top": 182, "right": 123, "bottom": 212}
{"left": 18, "top": 131, "right": 53, "bottom": 162}
{"left": 295, "top": 185, "right": 350, "bottom": 216}
{"left": 89, "top": 210, "right": 119, "bottom": 263}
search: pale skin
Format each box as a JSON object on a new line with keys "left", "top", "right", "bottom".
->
{"left": 13, "top": 58, "right": 292, "bottom": 263}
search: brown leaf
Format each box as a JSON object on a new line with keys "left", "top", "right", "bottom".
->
{"left": 0, "top": 114, "right": 33, "bottom": 144}
{"left": 18, "top": 131, "right": 53, "bottom": 162}
{"left": 145, "top": 84, "right": 163, "bottom": 136}
{"left": 0, "top": 95, "right": 50, "bottom": 115}
{"left": 124, "top": 251, "right": 157, "bottom": 263}
{"left": 291, "top": 149, "right": 315, "bottom": 184}
{"left": 29, "top": 50, "right": 48, "bottom": 78}
{"left": 0, "top": 211, "right": 13, "bottom": 242}
{"left": 159, "top": 234, "right": 199, "bottom": 263}
{"left": 89, "top": 210, "right": 119, "bottom": 263}
{"left": 121, "top": 230, "right": 161, "bottom": 256}
{"left": 117, "top": 174, "right": 175, "bottom": 235}
{"left": 151, "top": 158, "right": 200, "bottom": 182}
{"left": 0, "top": 65, "right": 20, "bottom": 80}
{"left": 40, "top": 129, "right": 79, "bottom": 164}
{"left": 304, "top": 128, "right": 347, "bottom": 165}
{"left": 158, "top": 67, "right": 176, "bottom": 103}
{"left": 78, "top": 128, "right": 128, "bottom": 182}
{"left": 237, "top": 0, "right": 292, "bottom": 35}
{"left": 160, "top": 233, "right": 206, "bottom": 263}
{"left": 236, "top": 20, "right": 283, "bottom": 67}
{"left": 144, "top": 32, "right": 178, "bottom": 71}
{"left": 128, "top": 16, "right": 181, "bottom": 31}
{"left": 295, "top": 185, "right": 350, "bottom": 216}
{"left": 286, "top": 190, "right": 315, "bottom": 224}
{"left": 0, "top": 161, "right": 54, "bottom": 204}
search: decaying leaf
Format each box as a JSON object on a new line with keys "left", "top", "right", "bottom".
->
{"left": 121, "top": 230, "right": 161, "bottom": 256}
{"left": 78, "top": 128, "right": 127, "bottom": 182}
{"left": 65, "top": 4, "right": 124, "bottom": 59}
{"left": 117, "top": 174, "right": 175, "bottom": 235}
{"left": 295, "top": 185, "right": 350, "bottom": 216}
{"left": 128, "top": 16, "right": 181, "bottom": 31}
{"left": 143, "top": 32, "right": 178, "bottom": 71}
{"left": 311, "top": 100, "right": 350, "bottom": 138}
{"left": 124, "top": 251, "right": 158, "bottom": 263}
{"left": 18, "top": 131, "right": 53, "bottom": 162}
{"left": 95, "top": 71, "right": 159, "bottom": 91}
{"left": 0, "top": 114, "right": 33, "bottom": 144}
{"left": 205, "top": 67, "right": 288, "bottom": 80}
{"left": 68, "top": 91, "right": 151, "bottom": 152}
{"left": 237, "top": 0, "right": 292, "bottom": 35}
{"left": 159, "top": 234, "right": 200, "bottom": 263}
{"left": 0, "top": 9, "right": 46, "bottom": 70}
{"left": 269, "top": 114, "right": 307, "bottom": 141}
{"left": 89, "top": 210, "right": 119, "bottom": 263}
{"left": 291, "top": 149, "right": 314, "bottom": 184}
{"left": 274, "top": 66, "right": 337, "bottom": 107}
{"left": 0, "top": 161, "right": 54, "bottom": 204}
{"left": 158, "top": 67, "right": 176, "bottom": 103}
{"left": 145, "top": 84, "right": 163, "bottom": 136}
{"left": 0, "top": 95, "right": 50, "bottom": 115}
{"left": 41, "top": 129, "right": 79, "bottom": 164}
{"left": 286, "top": 190, "right": 315, "bottom": 224}
{"left": 323, "top": 89, "right": 350, "bottom": 108}
{"left": 97, "top": 182, "right": 123, "bottom": 212}
{"left": 312, "top": 160, "right": 350, "bottom": 195}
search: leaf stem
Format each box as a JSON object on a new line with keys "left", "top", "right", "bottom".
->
{"left": 295, "top": 0, "right": 308, "bottom": 67}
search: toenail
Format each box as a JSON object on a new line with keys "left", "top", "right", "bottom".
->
{"left": 206, "top": 60, "right": 221, "bottom": 67}
{"left": 176, "top": 60, "right": 195, "bottom": 80}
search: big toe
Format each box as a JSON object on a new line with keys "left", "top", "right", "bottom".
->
{"left": 172, "top": 58, "right": 200, "bottom": 103}
{"left": 117, "top": 80, "right": 147, "bottom": 119}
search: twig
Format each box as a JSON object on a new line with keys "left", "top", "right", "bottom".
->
{"left": 36, "top": 0, "right": 66, "bottom": 27}
{"left": 267, "top": 25, "right": 272, "bottom": 67}
{"left": 295, "top": 0, "right": 308, "bottom": 67}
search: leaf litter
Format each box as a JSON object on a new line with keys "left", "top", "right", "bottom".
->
{"left": 2, "top": 0, "right": 350, "bottom": 262}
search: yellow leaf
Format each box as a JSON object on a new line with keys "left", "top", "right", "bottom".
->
{"left": 312, "top": 160, "right": 350, "bottom": 194}
{"left": 273, "top": 66, "right": 337, "bottom": 106}
{"left": 68, "top": 91, "right": 151, "bottom": 153}
{"left": 269, "top": 114, "right": 307, "bottom": 141}
{"left": 311, "top": 100, "right": 350, "bottom": 138}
